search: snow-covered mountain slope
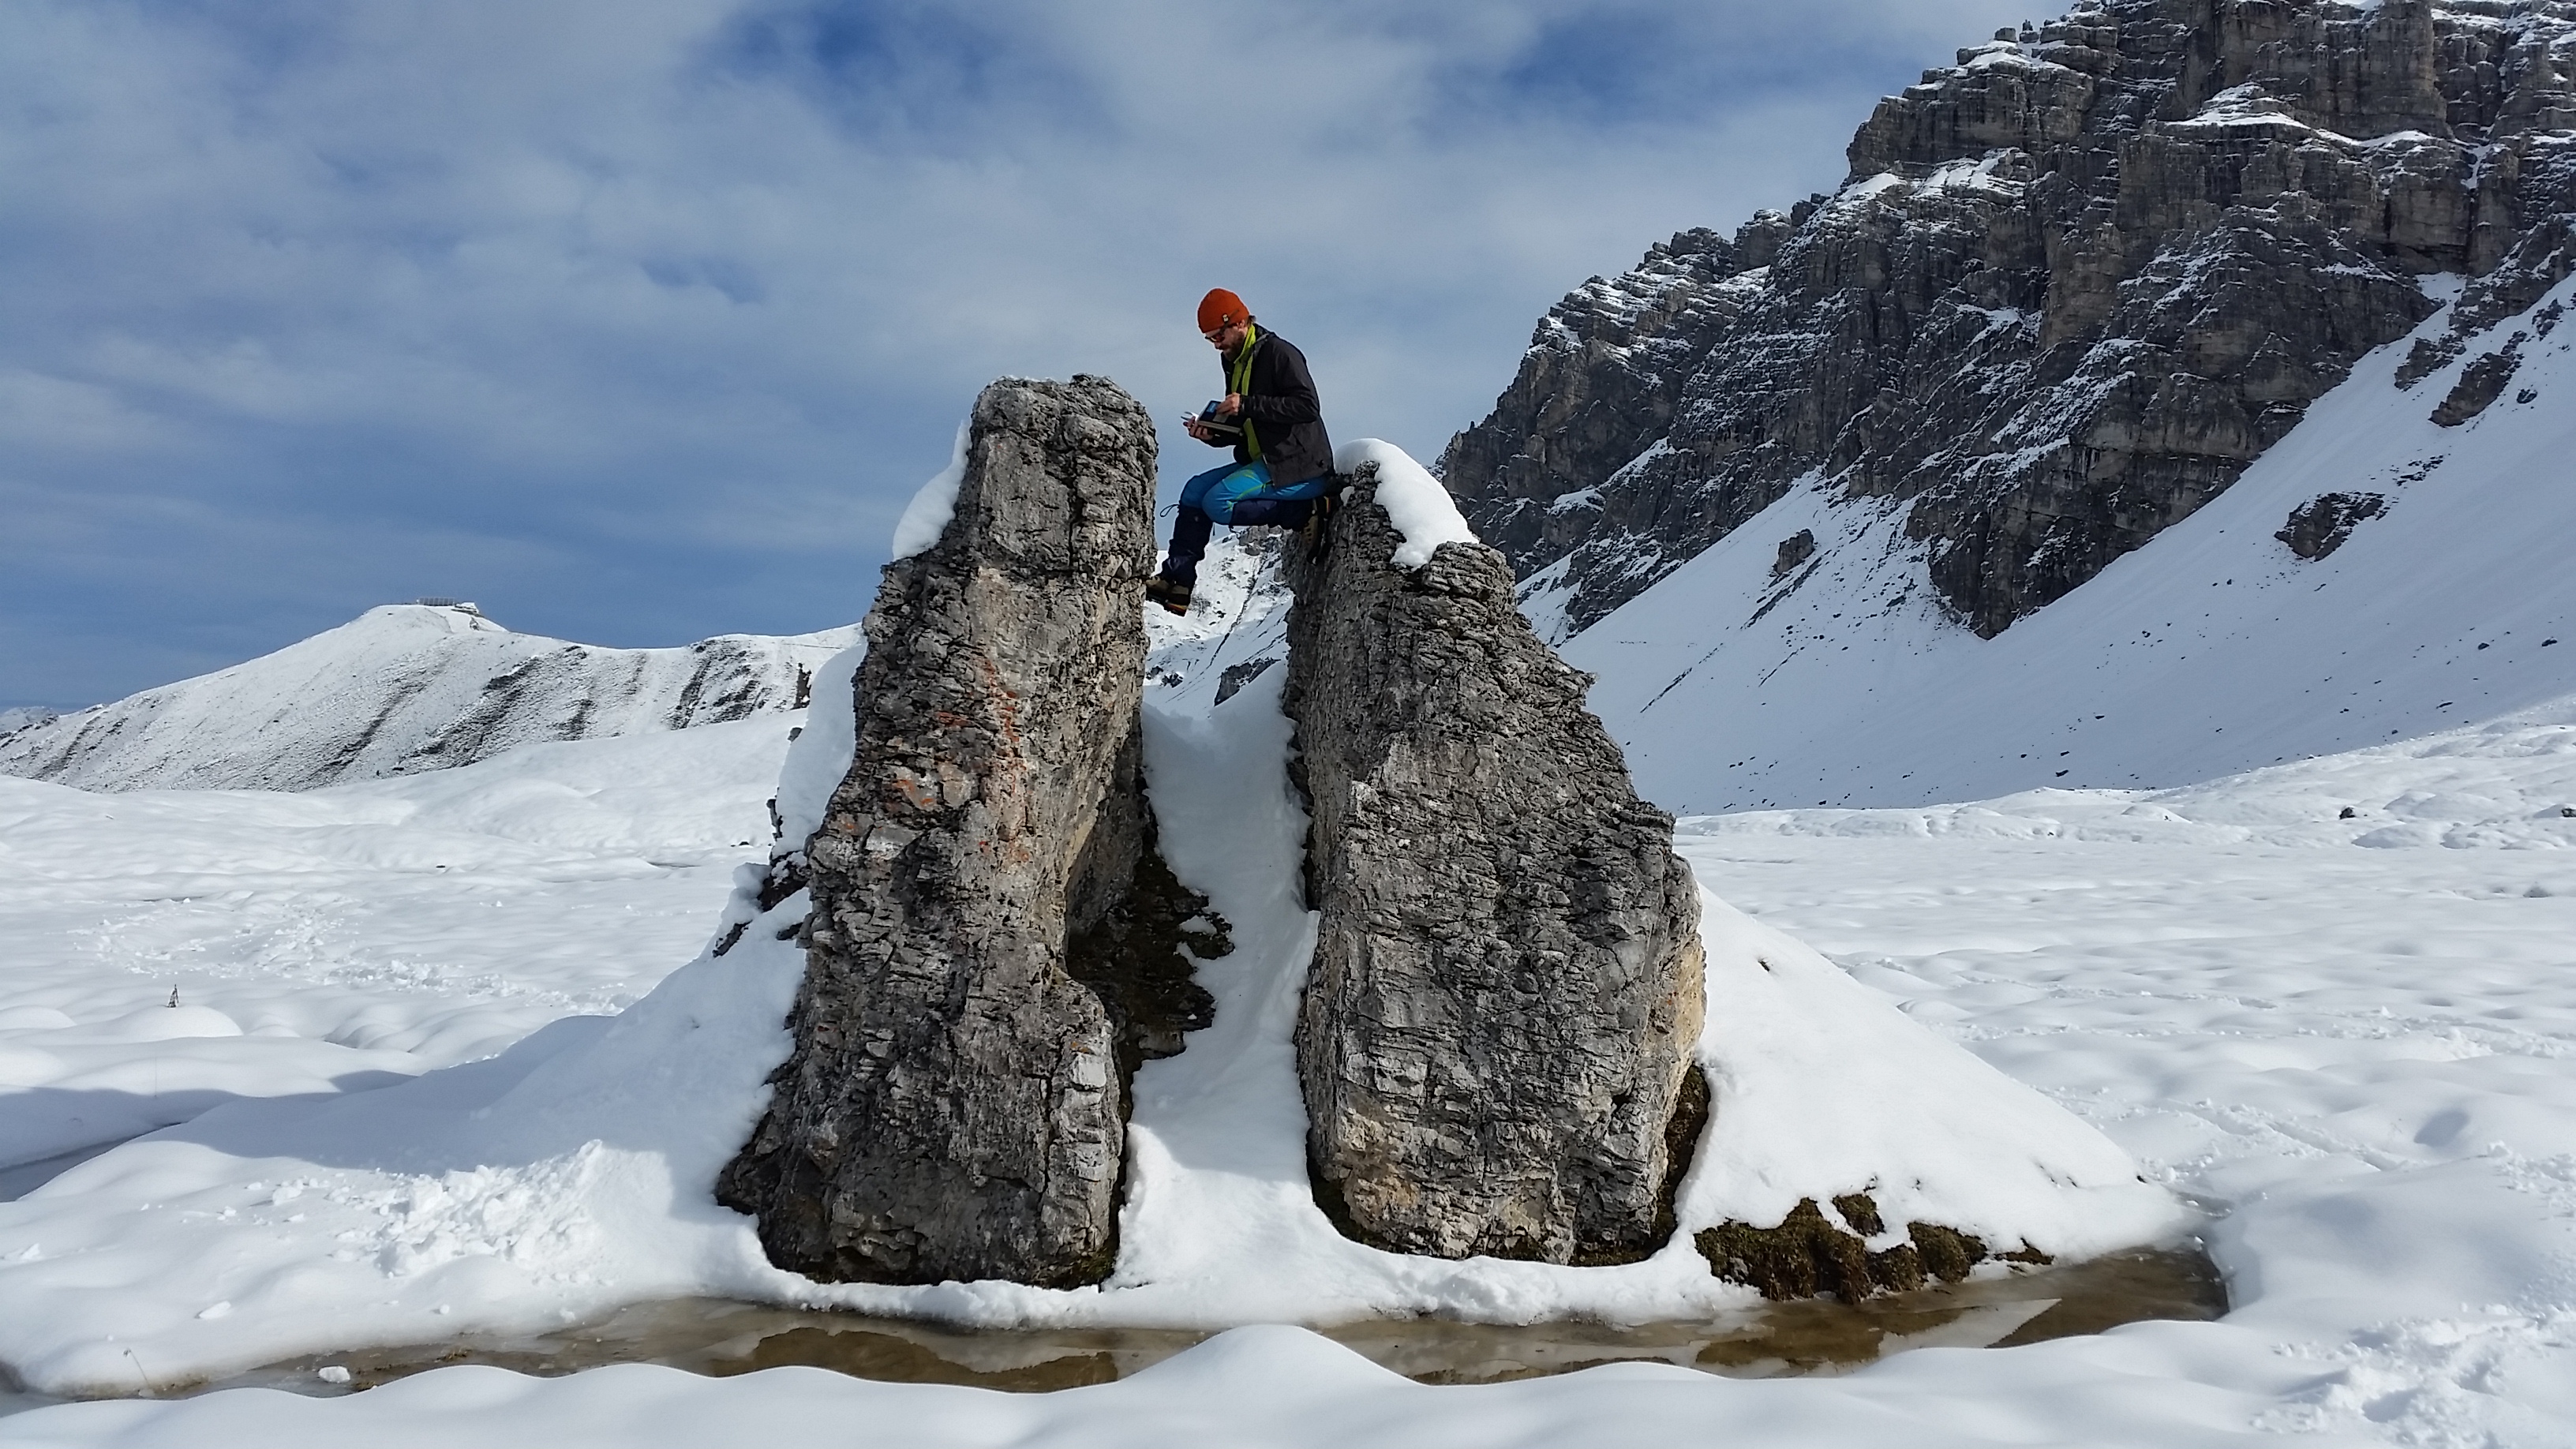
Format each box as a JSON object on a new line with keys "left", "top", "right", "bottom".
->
{"left": 1140, "top": 525, "right": 1295, "bottom": 717}
{"left": 0, "top": 709, "right": 59, "bottom": 739}
{"left": 0, "top": 605, "right": 860, "bottom": 793}
{"left": 1564, "top": 268, "right": 2576, "bottom": 814}
{"left": 1446, "top": 0, "right": 2576, "bottom": 642}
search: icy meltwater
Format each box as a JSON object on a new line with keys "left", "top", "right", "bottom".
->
{"left": 199, "top": 1245, "right": 2222, "bottom": 1398}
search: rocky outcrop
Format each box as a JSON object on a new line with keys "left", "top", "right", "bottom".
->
{"left": 1281, "top": 466, "right": 1708, "bottom": 1263}
{"left": 2430, "top": 331, "right": 2527, "bottom": 422}
{"left": 2276, "top": 490, "right": 2389, "bottom": 558}
{"left": 717, "top": 376, "right": 1182, "bottom": 1288}
{"left": 1443, "top": 0, "right": 2576, "bottom": 641}
{"left": 1770, "top": 529, "right": 1819, "bottom": 579}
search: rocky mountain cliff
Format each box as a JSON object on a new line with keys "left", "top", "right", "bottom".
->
{"left": 0, "top": 605, "right": 859, "bottom": 792}
{"left": 1443, "top": 0, "right": 2576, "bottom": 642}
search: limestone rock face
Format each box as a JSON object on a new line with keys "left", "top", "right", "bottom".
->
{"left": 717, "top": 376, "right": 1160, "bottom": 1288}
{"left": 1282, "top": 469, "right": 1708, "bottom": 1263}
{"left": 1443, "top": 0, "right": 2576, "bottom": 640}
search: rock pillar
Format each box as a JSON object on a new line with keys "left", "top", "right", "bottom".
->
{"left": 1282, "top": 466, "right": 1709, "bottom": 1263}
{"left": 717, "top": 376, "right": 1159, "bottom": 1286}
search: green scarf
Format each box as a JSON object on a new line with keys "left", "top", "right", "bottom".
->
{"left": 1227, "top": 324, "right": 1262, "bottom": 462}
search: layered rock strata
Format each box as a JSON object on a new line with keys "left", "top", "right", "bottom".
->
{"left": 1281, "top": 467, "right": 1709, "bottom": 1262}
{"left": 1444, "top": 0, "right": 2576, "bottom": 640}
{"left": 717, "top": 376, "right": 1177, "bottom": 1287}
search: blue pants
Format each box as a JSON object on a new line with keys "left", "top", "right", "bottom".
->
{"left": 1160, "top": 461, "right": 1327, "bottom": 585}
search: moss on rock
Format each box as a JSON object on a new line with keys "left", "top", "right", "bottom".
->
{"left": 1694, "top": 1200, "right": 1874, "bottom": 1301}
{"left": 1695, "top": 1192, "right": 2045, "bottom": 1301}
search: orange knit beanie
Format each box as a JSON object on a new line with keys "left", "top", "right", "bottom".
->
{"left": 1196, "top": 288, "right": 1249, "bottom": 332}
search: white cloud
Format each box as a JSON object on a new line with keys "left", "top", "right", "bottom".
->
{"left": 0, "top": 0, "right": 2035, "bottom": 703}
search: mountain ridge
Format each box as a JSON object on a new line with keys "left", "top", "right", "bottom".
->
{"left": 1560, "top": 270, "right": 2576, "bottom": 812}
{"left": 0, "top": 605, "right": 859, "bottom": 793}
{"left": 1443, "top": 0, "right": 2576, "bottom": 642}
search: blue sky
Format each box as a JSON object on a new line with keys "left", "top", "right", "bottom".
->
{"left": 0, "top": 0, "right": 2035, "bottom": 708}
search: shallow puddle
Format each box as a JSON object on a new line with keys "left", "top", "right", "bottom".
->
{"left": 210, "top": 1242, "right": 2224, "bottom": 1397}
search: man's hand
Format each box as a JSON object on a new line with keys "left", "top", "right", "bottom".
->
{"left": 1183, "top": 416, "right": 1215, "bottom": 442}
{"left": 1218, "top": 393, "right": 1243, "bottom": 417}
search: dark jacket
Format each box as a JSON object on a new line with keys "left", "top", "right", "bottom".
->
{"left": 1219, "top": 328, "right": 1334, "bottom": 486}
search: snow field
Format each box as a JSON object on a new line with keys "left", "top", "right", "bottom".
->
{"left": 1672, "top": 741, "right": 2576, "bottom": 1444}
{"left": 0, "top": 627, "right": 2181, "bottom": 1398}
{"left": 0, "top": 721, "right": 792, "bottom": 1184}
{"left": 13, "top": 697, "right": 2576, "bottom": 1443}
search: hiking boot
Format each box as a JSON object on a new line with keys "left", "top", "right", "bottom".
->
{"left": 1144, "top": 574, "right": 1193, "bottom": 616}
{"left": 1301, "top": 490, "right": 1339, "bottom": 556}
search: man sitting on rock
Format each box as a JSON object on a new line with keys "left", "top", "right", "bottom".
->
{"left": 1146, "top": 288, "right": 1335, "bottom": 616}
